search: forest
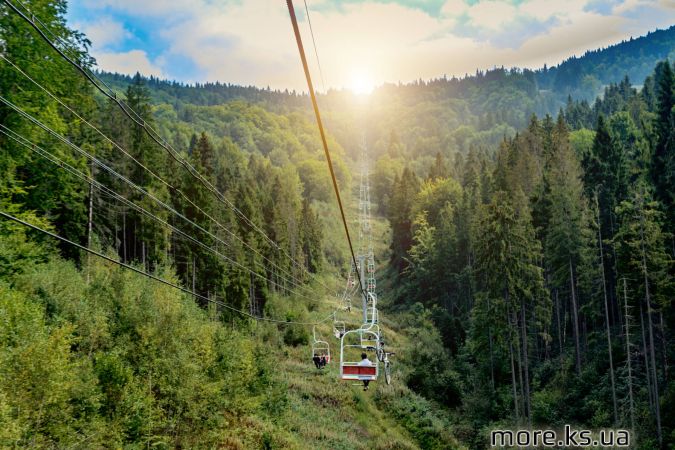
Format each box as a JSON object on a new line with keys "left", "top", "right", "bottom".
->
{"left": 0, "top": 0, "right": 674, "bottom": 448}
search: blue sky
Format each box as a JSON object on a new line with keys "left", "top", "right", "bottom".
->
{"left": 66, "top": 0, "right": 675, "bottom": 92}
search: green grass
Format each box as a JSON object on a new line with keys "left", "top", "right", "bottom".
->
{"left": 241, "top": 209, "right": 467, "bottom": 450}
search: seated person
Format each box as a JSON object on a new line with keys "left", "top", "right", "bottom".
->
{"left": 358, "top": 352, "right": 372, "bottom": 391}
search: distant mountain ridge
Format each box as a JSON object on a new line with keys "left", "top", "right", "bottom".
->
{"left": 98, "top": 25, "right": 675, "bottom": 106}
{"left": 535, "top": 25, "right": 675, "bottom": 99}
{"left": 97, "top": 24, "right": 675, "bottom": 163}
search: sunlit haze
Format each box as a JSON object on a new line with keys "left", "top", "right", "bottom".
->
{"left": 349, "top": 69, "right": 375, "bottom": 95}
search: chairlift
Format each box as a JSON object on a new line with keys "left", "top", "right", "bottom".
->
{"left": 333, "top": 320, "right": 346, "bottom": 339}
{"left": 311, "top": 326, "right": 330, "bottom": 368}
{"left": 339, "top": 328, "right": 378, "bottom": 382}
{"left": 360, "top": 323, "right": 380, "bottom": 349}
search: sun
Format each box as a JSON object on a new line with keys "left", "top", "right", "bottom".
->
{"left": 349, "top": 69, "right": 375, "bottom": 95}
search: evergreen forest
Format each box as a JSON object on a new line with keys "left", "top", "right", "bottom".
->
{"left": 0, "top": 1, "right": 674, "bottom": 448}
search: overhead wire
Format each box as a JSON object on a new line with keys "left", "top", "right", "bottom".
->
{"left": 2, "top": 0, "right": 350, "bottom": 338}
{"left": 0, "top": 99, "right": 317, "bottom": 300}
{"left": 0, "top": 209, "right": 335, "bottom": 326}
{"left": 302, "top": 0, "right": 326, "bottom": 93}
{"left": 0, "top": 53, "right": 318, "bottom": 297}
{"left": 2, "top": 0, "right": 333, "bottom": 293}
{"left": 0, "top": 124, "right": 320, "bottom": 302}
{"left": 286, "top": 0, "right": 367, "bottom": 300}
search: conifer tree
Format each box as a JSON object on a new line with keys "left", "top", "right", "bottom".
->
{"left": 651, "top": 61, "right": 675, "bottom": 231}
{"left": 389, "top": 167, "right": 420, "bottom": 272}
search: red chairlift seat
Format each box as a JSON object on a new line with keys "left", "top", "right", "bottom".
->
{"left": 341, "top": 362, "right": 377, "bottom": 381}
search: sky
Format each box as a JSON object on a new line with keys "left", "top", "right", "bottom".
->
{"left": 66, "top": 0, "right": 675, "bottom": 93}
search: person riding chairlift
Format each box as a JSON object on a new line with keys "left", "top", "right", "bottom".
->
{"left": 320, "top": 354, "right": 327, "bottom": 368}
{"left": 358, "top": 352, "right": 372, "bottom": 391}
{"left": 312, "top": 354, "right": 321, "bottom": 369}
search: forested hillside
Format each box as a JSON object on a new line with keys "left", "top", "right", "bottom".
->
{"left": 1, "top": 0, "right": 674, "bottom": 449}
{"left": 371, "top": 56, "right": 675, "bottom": 450}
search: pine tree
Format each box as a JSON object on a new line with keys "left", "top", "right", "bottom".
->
{"left": 389, "top": 167, "right": 419, "bottom": 272}
{"left": 300, "top": 198, "right": 323, "bottom": 274}
{"left": 544, "top": 116, "right": 589, "bottom": 376}
{"left": 651, "top": 61, "right": 675, "bottom": 231}
{"left": 427, "top": 152, "right": 448, "bottom": 180}
{"left": 474, "top": 190, "right": 549, "bottom": 421}
{"left": 615, "top": 184, "right": 674, "bottom": 446}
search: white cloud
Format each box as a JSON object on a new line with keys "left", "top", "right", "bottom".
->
{"left": 95, "top": 50, "right": 165, "bottom": 78}
{"left": 466, "top": 1, "right": 517, "bottom": 30}
{"left": 77, "top": 17, "right": 131, "bottom": 49}
{"left": 613, "top": 0, "right": 654, "bottom": 14}
{"left": 69, "top": 0, "right": 675, "bottom": 90}
{"left": 440, "top": 0, "right": 468, "bottom": 16}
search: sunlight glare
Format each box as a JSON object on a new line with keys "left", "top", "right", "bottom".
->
{"left": 349, "top": 69, "right": 375, "bottom": 95}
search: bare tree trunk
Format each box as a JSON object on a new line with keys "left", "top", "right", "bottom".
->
{"left": 520, "top": 300, "right": 531, "bottom": 424}
{"left": 114, "top": 213, "right": 119, "bottom": 256}
{"left": 509, "top": 338, "right": 519, "bottom": 421}
{"left": 555, "top": 289, "right": 563, "bottom": 368}
{"left": 87, "top": 161, "right": 95, "bottom": 283}
{"left": 249, "top": 271, "right": 256, "bottom": 316}
{"left": 133, "top": 221, "right": 137, "bottom": 261}
{"left": 639, "top": 206, "right": 662, "bottom": 446}
{"left": 122, "top": 211, "right": 127, "bottom": 262}
{"left": 513, "top": 310, "right": 525, "bottom": 419}
{"left": 609, "top": 208, "right": 623, "bottom": 334}
{"left": 623, "top": 278, "right": 635, "bottom": 432}
{"left": 507, "top": 293, "right": 519, "bottom": 421}
{"left": 488, "top": 299, "right": 495, "bottom": 391}
{"left": 640, "top": 301, "right": 654, "bottom": 412}
{"left": 597, "top": 210, "right": 618, "bottom": 424}
{"left": 659, "top": 312, "right": 668, "bottom": 382}
{"left": 569, "top": 258, "right": 582, "bottom": 375}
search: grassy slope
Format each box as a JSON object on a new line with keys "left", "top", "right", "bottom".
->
{"left": 243, "top": 207, "right": 466, "bottom": 450}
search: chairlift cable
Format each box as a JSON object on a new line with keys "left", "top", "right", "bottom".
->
{"left": 303, "top": 0, "right": 326, "bottom": 93}
{"left": 286, "top": 0, "right": 367, "bottom": 301}
{"left": 0, "top": 124, "right": 318, "bottom": 302}
{"left": 0, "top": 54, "right": 317, "bottom": 297}
{"left": 0, "top": 210, "right": 335, "bottom": 326}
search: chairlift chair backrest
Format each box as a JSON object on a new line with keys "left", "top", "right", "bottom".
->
{"left": 340, "top": 328, "right": 379, "bottom": 381}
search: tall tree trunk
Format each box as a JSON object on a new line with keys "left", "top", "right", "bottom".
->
{"left": 639, "top": 206, "right": 662, "bottom": 445}
{"left": 249, "top": 271, "right": 256, "bottom": 316}
{"left": 609, "top": 208, "right": 622, "bottom": 333}
{"left": 640, "top": 301, "right": 654, "bottom": 412}
{"left": 488, "top": 299, "right": 495, "bottom": 391}
{"left": 509, "top": 338, "right": 519, "bottom": 421}
{"left": 192, "top": 255, "right": 196, "bottom": 299}
{"left": 122, "top": 210, "right": 127, "bottom": 262}
{"left": 555, "top": 289, "right": 564, "bottom": 370}
{"left": 659, "top": 312, "right": 668, "bottom": 382}
{"left": 513, "top": 309, "right": 526, "bottom": 419}
{"left": 86, "top": 161, "right": 95, "bottom": 283}
{"left": 569, "top": 258, "right": 582, "bottom": 375}
{"left": 597, "top": 210, "right": 618, "bottom": 424}
{"left": 507, "top": 292, "right": 520, "bottom": 421}
{"left": 520, "top": 300, "right": 531, "bottom": 424}
{"left": 623, "top": 278, "right": 635, "bottom": 431}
